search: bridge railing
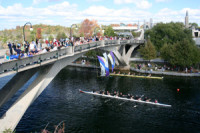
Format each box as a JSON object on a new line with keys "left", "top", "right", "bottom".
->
{"left": 74, "top": 41, "right": 101, "bottom": 52}
{"left": 0, "top": 47, "right": 73, "bottom": 74}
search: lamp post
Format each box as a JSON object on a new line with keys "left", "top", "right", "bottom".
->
{"left": 23, "top": 22, "right": 33, "bottom": 42}
{"left": 70, "top": 24, "right": 78, "bottom": 40}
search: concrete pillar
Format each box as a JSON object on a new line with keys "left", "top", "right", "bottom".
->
{"left": 101, "top": 40, "right": 105, "bottom": 47}
{"left": 0, "top": 69, "right": 37, "bottom": 108}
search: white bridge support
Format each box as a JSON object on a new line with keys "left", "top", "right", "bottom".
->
{"left": 113, "top": 44, "right": 140, "bottom": 68}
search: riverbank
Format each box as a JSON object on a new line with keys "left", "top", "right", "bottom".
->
{"left": 70, "top": 63, "right": 200, "bottom": 77}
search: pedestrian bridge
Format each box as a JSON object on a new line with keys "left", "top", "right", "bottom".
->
{"left": 0, "top": 39, "right": 144, "bottom": 78}
{"left": 0, "top": 39, "right": 145, "bottom": 132}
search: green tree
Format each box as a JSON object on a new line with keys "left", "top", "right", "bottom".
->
{"left": 30, "top": 30, "right": 36, "bottom": 41}
{"left": 49, "top": 35, "right": 54, "bottom": 42}
{"left": 160, "top": 43, "right": 174, "bottom": 62}
{"left": 160, "top": 39, "right": 200, "bottom": 68}
{"left": 104, "top": 26, "right": 116, "bottom": 37}
{"left": 138, "top": 40, "right": 157, "bottom": 61}
{"left": 56, "top": 32, "right": 67, "bottom": 40}
{"left": 190, "top": 23, "right": 198, "bottom": 28}
{"left": 145, "top": 22, "right": 193, "bottom": 51}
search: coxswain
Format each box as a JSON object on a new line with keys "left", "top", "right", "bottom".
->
{"left": 118, "top": 71, "right": 120, "bottom": 74}
{"left": 128, "top": 72, "right": 130, "bottom": 75}
{"left": 148, "top": 74, "right": 151, "bottom": 77}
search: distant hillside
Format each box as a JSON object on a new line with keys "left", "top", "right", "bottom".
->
{"left": 0, "top": 24, "right": 71, "bottom": 48}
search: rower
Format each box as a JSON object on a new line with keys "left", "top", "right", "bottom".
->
{"left": 128, "top": 72, "right": 130, "bottom": 75}
{"left": 119, "top": 92, "right": 123, "bottom": 97}
{"left": 130, "top": 94, "right": 134, "bottom": 99}
{"left": 155, "top": 99, "right": 158, "bottom": 103}
{"left": 144, "top": 97, "right": 148, "bottom": 101}
{"left": 148, "top": 74, "right": 151, "bottom": 77}
{"left": 135, "top": 95, "right": 139, "bottom": 100}
{"left": 106, "top": 91, "right": 110, "bottom": 95}
{"left": 99, "top": 90, "right": 103, "bottom": 94}
{"left": 118, "top": 71, "right": 120, "bottom": 74}
{"left": 116, "top": 92, "right": 119, "bottom": 97}
{"left": 127, "top": 94, "right": 131, "bottom": 99}
{"left": 112, "top": 91, "right": 117, "bottom": 96}
{"left": 113, "top": 71, "right": 116, "bottom": 74}
{"left": 146, "top": 98, "right": 151, "bottom": 102}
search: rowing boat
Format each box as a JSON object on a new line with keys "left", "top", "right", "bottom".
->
{"left": 79, "top": 89, "right": 171, "bottom": 107}
{"left": 110, "top": 73, "right": 164, "bottom": 80}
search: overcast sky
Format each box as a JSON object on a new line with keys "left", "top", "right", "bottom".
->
{"left": 0, "top": 0, "right": 199, "bottom": 30}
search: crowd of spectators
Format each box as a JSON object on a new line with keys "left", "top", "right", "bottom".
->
{"left": 4, "top": 36, "right": 128, "bottom": 62}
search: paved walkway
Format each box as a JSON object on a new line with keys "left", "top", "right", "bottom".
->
{"left": 130, "top": 67, "right": 200, "bottom": 77}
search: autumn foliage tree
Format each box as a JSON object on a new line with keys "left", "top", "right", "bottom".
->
{"left": 79, "top": 19, "right": 100, "bottom": 38}
{"left": 36, "top": 28, "right": 42, "bottom": 39}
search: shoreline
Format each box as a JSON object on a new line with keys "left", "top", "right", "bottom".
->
{"left": 69, "top": 63, "right": 200, "bottom": 77}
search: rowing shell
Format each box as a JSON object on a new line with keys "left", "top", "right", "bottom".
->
{"left": 79, "top": 90, "right": 171, "bottom": 107}
{"left": 110, "top": 73, "right": 163, "bottom": 80}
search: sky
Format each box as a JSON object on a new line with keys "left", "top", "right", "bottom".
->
{"left": 0, "top": 0, "right": 199, "bottom": 30}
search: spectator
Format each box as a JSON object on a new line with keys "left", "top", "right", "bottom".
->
{"left": 4, "top": 50, "right": 10, "bottom": 61}
{"left": 12, "top": 43, "right": 16, "bottom": 52}
{"left": 7, "top": 42, "right": 13, "bottom": 55}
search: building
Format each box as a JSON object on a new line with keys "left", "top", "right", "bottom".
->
{"left": 185, "top": 11, "right": 189, "bottom": 28}
{"left": 111, "top": 23, "right": 138, "bottom": 32}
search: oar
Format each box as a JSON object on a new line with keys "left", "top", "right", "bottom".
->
{"left": 105, "top": 99, "right": 111, "bottom": 103}
{"left": 119, "top": 101, "right": 127, "bottom": 106}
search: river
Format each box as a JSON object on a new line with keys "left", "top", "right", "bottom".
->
{"left": 0, "top": 66, "right": 200, "bottom": 133}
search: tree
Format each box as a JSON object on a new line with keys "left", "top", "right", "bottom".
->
{"left": 145, "top": 22, "right": 193, "bottom": 51}
{"left": 49, "top": 35, "right": 54, "bottom": 42}
{"left": 190, "top": 23, "right": 198, "bottom": 28}
{"left": 56, "top": 32, "right": 67, "bottom": 40}
{"left": 160, "top": 43, "right": 174, "bottom": 62}
{"left": 36, "top": 28, "right": 42, "bottom": 39}
{"left": 104, "top": 26, "right": 116, "bottom": 37}
{"left": 79, "top": 19, "right": 100, "bottom": 38}
{"left": 160, "top": 39, "right": 200, "bottom": 68}
{"left": 138, "top": 40, "right": 157, "bottom": 61}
